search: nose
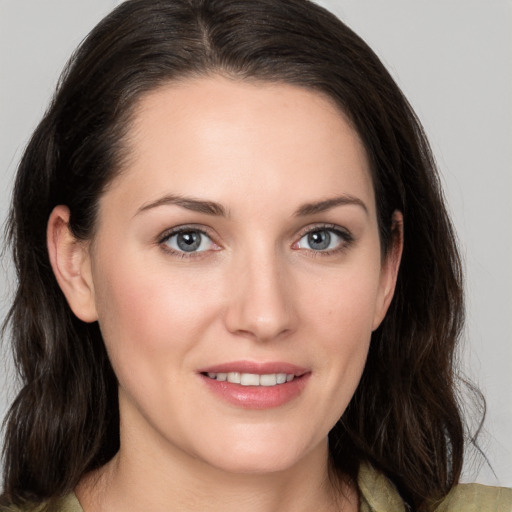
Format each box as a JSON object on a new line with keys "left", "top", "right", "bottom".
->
{"left": 224, "top": 250, "right": 296, "bottom": 342}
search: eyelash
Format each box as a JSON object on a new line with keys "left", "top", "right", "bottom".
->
{"left": 295, "top": 224, "right": 354, "bottom": 257}
{"left": 158, "top": 225, "right": 219, "bottom": 259}
{"left": 157, "top": 223, "right": 354, "bottom": 258}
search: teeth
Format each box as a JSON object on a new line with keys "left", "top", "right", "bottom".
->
{"left": 227, "top": 372, "right": 241, "bottom": 384}
{"left": 260, "top": 374, "right": 277, "bottom": 386}
{"left": 240, "top": 373, "right": 260, "bottom": 386}
{"left": 206, "top": 372, "right": 295, "bottom": 386}
{"left": 276, "top": 373, "right": 287, "bottom": 384}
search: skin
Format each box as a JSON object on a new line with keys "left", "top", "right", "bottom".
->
{"left": 48, "top": 76, "right": 402, "bottom": 512}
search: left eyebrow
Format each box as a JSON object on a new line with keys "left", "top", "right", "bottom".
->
{"left": 294, "top": 195, "right": 369, "bottom": 217}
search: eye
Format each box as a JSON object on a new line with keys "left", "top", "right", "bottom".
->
{"left": 162, "top": 229, "right": 215, "bottom": 253}
{"left": 295, "top": 227, "right": 351, "bottom": 252}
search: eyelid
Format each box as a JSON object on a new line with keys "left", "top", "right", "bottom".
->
{"left": 158, "top": 224, "right": 215, "bottom": 243}
{"left": 293, "top": 223, "right": 354, "bottom": 254}
{"left": 296, "top": 223, "right": 352, "bottom": 240}
{"left": 157, "top": 224, "right": 221, "bottom": 256}
{"left": 156, "top": 222, "right": 353, "bottom": 258}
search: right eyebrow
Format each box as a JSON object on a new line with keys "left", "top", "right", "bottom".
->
{"left": 135, "top": 194, "right": 228, "bottom": 217}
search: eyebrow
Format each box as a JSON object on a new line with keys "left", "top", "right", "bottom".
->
{"left": 294, "top": 195, "right": 368, "bottom": 216}
{"left": 136, "top": 193, "right": 368, "bottom": 218}
{"left": 136, "top": 194, "right": 227, "bottom": 217}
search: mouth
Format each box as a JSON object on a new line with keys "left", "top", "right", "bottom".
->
{"left": 202, "top": 372, "right": 296, "bottom": 387}
{"left": 198, "top": 361, "right": 310, "bottom": 409}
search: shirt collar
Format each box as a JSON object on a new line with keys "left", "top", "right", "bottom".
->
{"left": 358, "top": 462, "right": 407, "bottom": 512}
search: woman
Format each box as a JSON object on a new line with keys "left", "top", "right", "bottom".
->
{"left": 1, "top": 0, "right": 510, "bottom": 511}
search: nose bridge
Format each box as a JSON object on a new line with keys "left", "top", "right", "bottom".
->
{"left": 224, "top": 241, "right": 295, "bottom": 341}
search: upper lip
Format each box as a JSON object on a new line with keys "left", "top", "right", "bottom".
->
{"left": 198, "top": 360, "right": 308, "bottom": 376}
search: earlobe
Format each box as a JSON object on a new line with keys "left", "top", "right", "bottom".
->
{"left": 372, "top": 211, "right": 404, "bottom": 331}
{"left": 47, "top": 205, "right": 98, "bottom": 323}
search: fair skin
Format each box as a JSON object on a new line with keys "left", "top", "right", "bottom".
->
{"left": 48, "top": 76, "right": 402, "bottom": 512}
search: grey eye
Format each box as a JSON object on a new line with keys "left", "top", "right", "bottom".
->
{"left": 307, "top": 230, "right": 331, "bottom": 250}
{"left": 164, "top": 230, "right": 214, "bottom": 253}
{"left": 297, "top": 229, "right": 344, "bottom": 251}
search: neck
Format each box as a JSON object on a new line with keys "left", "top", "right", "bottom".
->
{"left": 76, "top": 401, "right": 358, "bottom": 512}
{"left": 77, "top": 444, "right": 357, "bottom": 512}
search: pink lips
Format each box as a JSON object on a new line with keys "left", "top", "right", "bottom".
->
{"left": 198, "top": 360, "right": 310, "bottom": 410}
{"left": 198, "top": 360, "right": 308, "bottom": 376}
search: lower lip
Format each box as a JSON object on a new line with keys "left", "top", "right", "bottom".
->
{"left": 200, "top": 374, "right": 310, "bottom": 409}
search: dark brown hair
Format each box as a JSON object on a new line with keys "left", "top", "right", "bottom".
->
{"left": 2, "top": 0, "right": 476, "bottom": 510}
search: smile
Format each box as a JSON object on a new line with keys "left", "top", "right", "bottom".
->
{"left": 205, "top": 372, "right": 295, "bottom": 386}
{"left": 199, "top": 363, "right": 310, "bottom": 409}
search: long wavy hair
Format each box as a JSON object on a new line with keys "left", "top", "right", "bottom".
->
{"left": 2, "top": 0, "right": 475, "bottom": 510}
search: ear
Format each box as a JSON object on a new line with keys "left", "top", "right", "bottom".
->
{"left": 372, "top": 211, "right": 403, "bottom": 330}
{"left": 47, "top": 205, "right": 98, "bottom": 323}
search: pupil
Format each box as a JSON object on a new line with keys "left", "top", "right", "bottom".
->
{"left": 177, "top": 231, "right": 201, "bottom": 252}
{"left": 308, "top": 230, "right": 330, "bottom": 250}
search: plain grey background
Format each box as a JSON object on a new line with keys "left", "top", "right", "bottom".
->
{"left": 1, "top": 0, "right": 511, "bottom": 487}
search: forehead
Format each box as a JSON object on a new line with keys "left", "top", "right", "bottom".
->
{"left": 105, "top": 75, "right": 375, "bottom": 218}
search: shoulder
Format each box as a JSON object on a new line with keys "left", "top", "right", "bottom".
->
{"left": 431, "top": 483, "right": 512, "bottom": 512}
{"left": 358, "top": 462, "right": 512, "bottom": 512}
{"left": 0, "top": 494, "right": 83, "bottom": 512}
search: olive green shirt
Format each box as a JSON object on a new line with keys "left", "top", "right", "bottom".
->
{"left": 4, "top": 463, "right": 512, "bottom": 511}
{"left": 357, "top": 463, "right": 512, "bottom": 511}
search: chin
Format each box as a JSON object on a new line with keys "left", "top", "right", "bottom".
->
{"left": 192, "top": 428, "right": 324, "bottom": 475}
{"left": 206, "top": 453, "right": 301, "bottom": 475}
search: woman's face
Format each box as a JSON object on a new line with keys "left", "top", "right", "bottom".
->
{"left": 66, "top": 76, "right": 400, "bottom": 475}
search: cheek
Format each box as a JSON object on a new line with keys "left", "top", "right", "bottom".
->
{"left": 304, "top": 260, "right": 382, "bottom": 339}
{"left": 91, "top": 254, "right": 220, "bottom": 370}
{"left": 301, "top": 258, "right": 381, "bottom": 387}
